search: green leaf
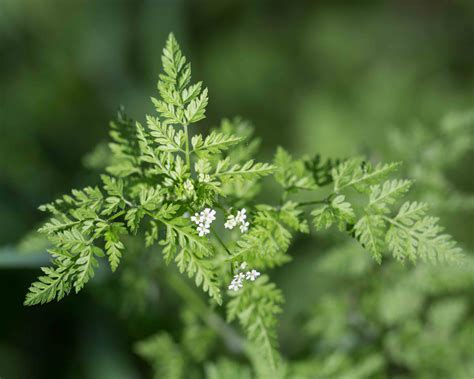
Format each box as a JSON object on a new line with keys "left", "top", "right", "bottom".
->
{"left": 215, "top": 158, "right": 275, "bottom": 181}
{"left": 191, "top": 131, "right": 243, "bottom": 157}
{"left": 230, "top": 208, "right": 293, "bottom": 268}
{"left": 39, "top": 215, "right": 80, "bottom": 234}
{"left": 385, "top": 202, "right": 462, "bottom": 263}
{"left": 101, "top": 175, "right": 124, "bottom": 197}
{"left": 175, "top": 248, "right": 222, "bottom": 304}
{"left": 49, "top": 228, "right": 90, "bottom": 254}
{"left": 156, "top": 32, "right": 208, "bottom": 127}
{"left": 311, "top": 204, "right": 335, "bottom": 231}
{"left": 24, "top": 265, "right": 72, "bottom": 306}
{"left": 205, "top": 359, "right": 252, "bottom": 379}
{"left": 73, "top": 246, "right": 99, "bottom": 292}
{"left": 368, "top": 179, "right": 412, "bottom": 214}
{"left": 354, "top": 215, "right": 386, "bottom": 263}
{"left": 160, "top": 33, "right": 187, "bottom": 87}
{"left": 104, "top": 223, "right": 126, "bottom": 272}
{"left": 279, "top": 201, "right": 309, "bottom": 233}
{"left": 156, "top": 215, "right": 221, "bottom": 303}
{"left": 181, "top": 81, "right": 203, "bottom": 104}
{"left": 125, "top": 208, "right": 144, "bottom": 234}
{"left": 274, "top": 147, "right": 317, "bottom": 191}
{"left": 227, "top": 275, "right": 283, "bottom": 376}
{"left": 39, "top": 186, "right": 103, "bottom": 215}
{"left": 106, "top": 108, "right": 142, "bottom": 177}
{"left": 185, "top": 88, "right": 208, "bottom": 124}
{"left": 134, "top": 332, "right": 184, "bottom": 379}
{"left": 393, "top": 201, "right": 429, "bottom": 226}
{"left": 333, "top": 158, "right": 400, "bottom": 193}
{"left": 139, "top": 186, "right": 163, "bottom": 211}
{"left": 152, "top": 97, "right": 183, "bottom": 125}
{"left": 311, "top": 195, "right": 355, "bottom": 231}
{"left": 146, "top": 115, "right": 184, "bottom": 152}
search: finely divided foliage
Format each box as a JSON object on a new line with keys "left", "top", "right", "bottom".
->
{"left": 25, "top": 33, "right": 462, "bottom": 375}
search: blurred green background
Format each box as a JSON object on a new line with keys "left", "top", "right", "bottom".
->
{"left": 1, "top": 1, "right": 473, "bottom": 378}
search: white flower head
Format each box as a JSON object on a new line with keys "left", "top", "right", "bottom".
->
{"left": 228, "top": 280, "right": 241, "bottom": 291}
{"left": 191, "top": 212, "right": 200, "bottom": 224}
{"left": 245, "top": 269, "right": 261, "bottom": 281}
{"left": 224, "top": 215, "right": 237, "bottom": 230}
{"left": 192, "top": 208, "right": 216, "bottom": 237}
{"left": 240, "top": 221, "right": 249, "bottom": 233}
{"left": 235, "top": 208, "right": 247, "bottom": 224}
{"left": 197, "top": 224, "right": 210, "bottom": 237}
{"left": 228, "top": 272, "right": 245, "bottom": 291}
{"left": 198, "top": 173, "right": 211, "bottom": 183}
{"left": 202, "top": 208, "right": 216, "bottom": 224}
{"left": 228, "top": 265, "right": 261, "bottom": 292}
{"left": 225, "top": 208, "right": 250, "bottom": 233}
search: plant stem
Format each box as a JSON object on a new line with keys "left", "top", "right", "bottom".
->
{"left": 107, "top": 210, "right": 126, "bottom": 222}
{"left": 297, "top": 199, "right": 329, "bottom": 207}
{"left": 164, "top": 270, "right": 245, "bottom": 354}
{"left": 183, "top": 124, "right": 191, "bottom": 170}
{"left": 211, "top": 228, "right": 232, "bottom": 256}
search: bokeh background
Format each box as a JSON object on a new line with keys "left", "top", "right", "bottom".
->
{"left": 1, "top": 0, "right": 473, "bottom": 378}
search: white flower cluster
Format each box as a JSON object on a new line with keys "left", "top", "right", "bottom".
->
{"left": 191, "top": 208, "right": 216, "bottom": 236}
{"left": 183, "top": 179, "right": 194, "bottom": 193}
{"left": 224, "top": 208, "right": 249, "bottom": 233}
{"left": 228, "top": 262, "right": 261, "bottom": 291}
{"left": 198, "top": 173, "right": 211, "bottom": 183}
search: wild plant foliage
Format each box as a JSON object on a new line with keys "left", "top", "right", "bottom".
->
{"left": 25, "top": 34, "right": 463, "bottom": 377}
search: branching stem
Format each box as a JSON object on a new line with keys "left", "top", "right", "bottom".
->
{"left": 164, "top": 271, "right": 245, "bottom": 354}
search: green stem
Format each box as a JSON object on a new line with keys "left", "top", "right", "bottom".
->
{"left": 211, "top": 228, "right": 232, "bottom": 256}
{"left": 183, "top": 124, "right": 191, "bottom": 170}
{"left": 107, "top": 210, "right": 126, "bottom": 222}
{"left": 164, "top": 270, "right": 245, "bottom": 354}
{"left": 297, "top": 199, "right": 329, "bottom": 207}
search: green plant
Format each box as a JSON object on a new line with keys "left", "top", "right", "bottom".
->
{"left": 24, "top": 34, "right": 463, "bottom": 377}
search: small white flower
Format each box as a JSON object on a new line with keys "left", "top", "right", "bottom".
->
{"left": 229, "top": 281, "right": 242, "bottom": 291}
{"left": 183, "top": 179, "right": 194, "bottom": 192}
{"left": 202, "top": 208, "right": 216, "bottom": 224}
{"left": 235, "top": 208, "right": 247, "bottom": 224}
{"left": 190, "top": 212, "right": 200, "bottom": 224}
{"left": 228, "top": 266, "right": 261, "bottom": 291}
{"left": 191, "top": 208, "right": 217, "bottom": 236}
{"left": 197, "top": 224, "right": 210, "bottom": 236}
{"left": 198, "top": 173, "right": 211, "bottom": 183}
{"left": 225, "top": 208, "right": 250, "bottom": 233}
{"left": 245, "top": 270, "right": 261, "bottom": 281}
{"left": 228, "top": 272, "right": 245, "bottom": 291}
{"left": 239, "top": 221, "right": 249, "bottom": 233}
{"left": 224, "top": 215, "right": 237, "bottom": 229}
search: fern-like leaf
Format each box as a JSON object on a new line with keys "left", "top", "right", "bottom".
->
{"left": 191, "top": 131, "right": 243, "bottom": 157}
{"left": 215, "top": 158, "right": 275, "bottom": 181}
{"left": 354, "top": 215, "right": 386, "bottom": 263}
{"left": 333, "top": 158, "right": 400, "bottom": 193}
{"left": 227, "top": 275, "right": 283, "bottom": 376}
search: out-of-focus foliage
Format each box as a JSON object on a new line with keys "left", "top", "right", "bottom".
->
{"left": 0, "top": 1, "right": 473, "bottom": 379}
